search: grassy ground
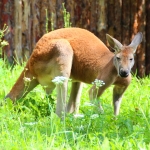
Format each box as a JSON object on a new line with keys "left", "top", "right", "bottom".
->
{"left": 0, "top": 59, "right": 150, "bottom": 150}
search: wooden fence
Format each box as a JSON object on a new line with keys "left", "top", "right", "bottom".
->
{"left": 0, "top": 0, "right": 149, "bottom": 77}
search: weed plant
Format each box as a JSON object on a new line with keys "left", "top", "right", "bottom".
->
{"left": 45, "top": 3, "right": 71, "bottom": 33}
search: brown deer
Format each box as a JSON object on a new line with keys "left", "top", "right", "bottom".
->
{"left": 5, "top": 28, "right": 142, "bottom": 117}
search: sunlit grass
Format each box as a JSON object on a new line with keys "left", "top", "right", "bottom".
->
{"left": 0, "top": 59, "right": 150, "bottom": 149}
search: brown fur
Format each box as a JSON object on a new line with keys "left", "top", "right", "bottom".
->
{"left": 6, "top": 28, "right": 142, "bottom": 117}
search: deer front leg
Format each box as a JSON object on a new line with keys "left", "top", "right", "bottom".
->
{"left": 56, "top": 80, "right": 68, "bottom": 118}
{"left": 113, "top": 85, "right": 127, "bottom": 116}
{"left": 89, "top": 85, "right": 107, "bottom": 112}
{"left": 67, "top": 82, "right": 83, "bottom": 114}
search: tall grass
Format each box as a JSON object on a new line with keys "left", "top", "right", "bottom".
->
{"left": 0, "top": 58, "right": 150, "bottom": 149}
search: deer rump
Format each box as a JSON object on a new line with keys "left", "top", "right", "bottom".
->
{"left": 5, "top": 27, "right": 143, "bottom": 118}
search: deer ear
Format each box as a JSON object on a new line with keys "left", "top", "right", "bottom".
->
{"left": 106, "top": 34, "right": 123, "bottom": 53}
{"left": 128, "top": 32, "right": 143, "bottom": 53}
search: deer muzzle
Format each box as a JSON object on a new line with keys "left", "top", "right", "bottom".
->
{"left": 119, "top": 68, "right": 129, "bottom": 78}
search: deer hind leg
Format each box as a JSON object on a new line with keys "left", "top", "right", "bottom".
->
{"left": 113, "top": 85, "right": 128, "bottom": 116}
{"left": 67, "top": 82, "right": 83, "bottom": 114}
{"left": 51, "top": 39, "right": 73, "bottom": 117}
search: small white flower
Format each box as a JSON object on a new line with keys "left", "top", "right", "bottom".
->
{"left": 90, "top": 114, "right": 99, "bottom": 119}
{"left": 52, "top": 76, "right": 70, "bottom": 85}
{"left": 78, "top": 125, "right": 84, "bottom": 130}
{"left": 1, "top": 40, "right": 8, "bottom": 46}
{"left": 92, "top": 79, "right": 105, "bottom": 88}
{"left": 24, "top": 122, "right": 37, "bottom": 126}
{"left": 74, "top": 114, "right": 85, "bottom": 118}
{"left": 19, "top": 126, "right": 25, "bottom": 133}
{"left": 23, "top": 77, "right": 31, "bottom": 82}
{"left": 84, "top": 102, "right": 95, "bottom": 107}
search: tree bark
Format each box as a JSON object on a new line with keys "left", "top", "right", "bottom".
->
{"left": 122, "top": 0, "right": 131, "bottom": 45}
{"left": 114, "top": 0, "right": 122, "bottom": 42}
{"left": 2, "top": 0, "right": 14, "bottom": 64}
{"left": 14, "top": 0, "right": 22, "bottom": 64}
{"left": 145, "top": 0, "right": 150, "bottom": 75}
{"left": 136, "top": 0, "right": 146, "bottom": 77}
{"left": 97, "top": 0, "right": 107, "bottom": 43}
{"left": 0, "top": 0, "right": 149, "bottom": 77}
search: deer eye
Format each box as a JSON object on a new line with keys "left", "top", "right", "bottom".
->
{"left": 116, "top": 57, "right": 121, "bottom": 61}
{"left": 129, "top": 58, "right": 133, "bottom": 61}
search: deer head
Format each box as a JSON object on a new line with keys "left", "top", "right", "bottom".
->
{"left": 106, "top": 32, "right": 143, "bottom": 77}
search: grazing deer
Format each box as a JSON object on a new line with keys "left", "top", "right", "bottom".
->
{"left": 5, "top": 28, "right": 142, "bottom": 117}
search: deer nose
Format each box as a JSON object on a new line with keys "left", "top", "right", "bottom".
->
{"left": 119, "top": 68, "right": 129, "bottom": 77}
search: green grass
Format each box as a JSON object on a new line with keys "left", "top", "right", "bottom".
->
{"left": 0, "top": 59, "right": 150, "bottom": 150}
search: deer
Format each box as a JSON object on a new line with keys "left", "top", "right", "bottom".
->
{"left": 5, "top": 28, "right": 143, "bottom": 117}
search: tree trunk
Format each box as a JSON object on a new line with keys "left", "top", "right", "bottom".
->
{"left": 145, "top": 0, "right": 150, "bottom": 75}
{"left": 136, "top": 0, "right": 146, "bottom": 77}
{"left": 97, "top": 0, "right": 107, "bottom": 43}
{"left": 14, "top": 0, "right": 22, "bottom": 64}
